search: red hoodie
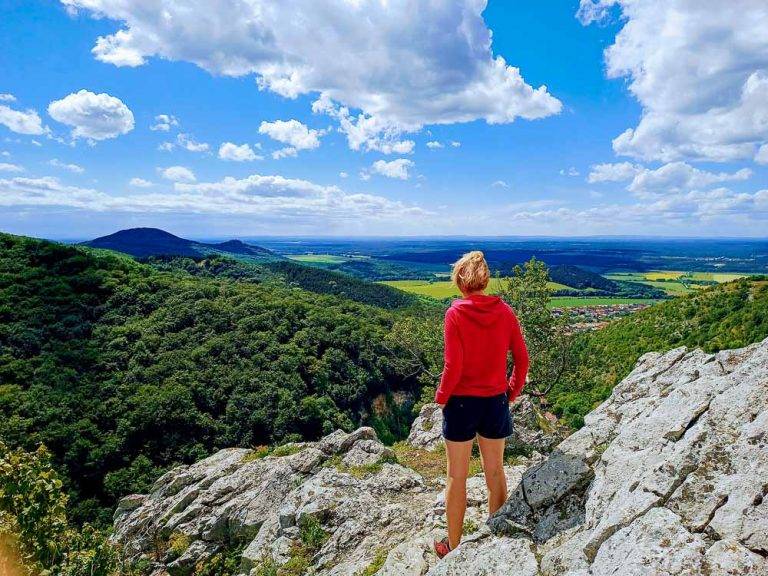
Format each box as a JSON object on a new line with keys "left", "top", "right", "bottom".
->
{"left": 434, "top": 294, "right": 529, "bottom": 405}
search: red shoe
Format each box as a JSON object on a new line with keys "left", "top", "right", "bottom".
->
{"left": 433, "top": 537, "right": 452, "bottom": 559}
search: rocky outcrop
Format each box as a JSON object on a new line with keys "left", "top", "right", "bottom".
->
{"left": 112, "top": 425, "right": 531, "bottom": 576}
{"left": 490, "top": 338, "right": 768, "bottom": 575}
{"left": 114, "top": 338, "right": 768, "bottom": 575}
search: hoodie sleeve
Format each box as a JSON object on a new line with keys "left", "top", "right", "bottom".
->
{"left": 508, "top": 311, "right": 530, "bottom": 402}
{"left": 435, "top": 309, "right": 463, "bottom": 405}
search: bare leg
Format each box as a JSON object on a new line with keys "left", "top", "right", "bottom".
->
{"left": 477, "top": 435, "right": 507, "bottom": 516}
{"left": 444, "top": 438, "right": 472, "bottom": 550}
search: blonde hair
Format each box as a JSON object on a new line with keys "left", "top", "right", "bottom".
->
{"left": 451, "top": 251, "right": 490, "bottom": 293}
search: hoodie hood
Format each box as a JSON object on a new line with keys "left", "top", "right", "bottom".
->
{"left": 450, "top": 294, "right": 506, "bottom": 327}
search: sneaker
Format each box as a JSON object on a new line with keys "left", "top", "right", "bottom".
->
{"left": 433, "top": 537, "right": 452, "bottom": 559}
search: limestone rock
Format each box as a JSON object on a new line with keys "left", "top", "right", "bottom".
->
{"left": 113, "top": 338, "right": 768, "bottom": 576}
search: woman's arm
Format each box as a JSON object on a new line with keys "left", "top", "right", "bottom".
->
{"left": 508, "top": 313, "right": 529, "bottom": 402}
{"left": 434, "top": 311, "right": 463, "bottom": 405}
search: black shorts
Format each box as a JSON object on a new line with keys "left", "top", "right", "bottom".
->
{"left": 441, "top": 393, "right": 513, "bottom": 442}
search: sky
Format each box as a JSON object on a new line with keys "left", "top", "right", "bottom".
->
{"left": 1, "top": 0, "right": 767, "bottom": 239}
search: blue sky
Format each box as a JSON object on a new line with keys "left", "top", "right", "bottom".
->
{"left": 1, "top": 0, "right": 767, "bottom": 238}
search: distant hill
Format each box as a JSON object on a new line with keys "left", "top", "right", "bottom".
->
{"left": 552, "top": 276, "right": 768, "bottom": 427}
{"left": 549, "top": 264, "right": 619, "bottom": 291}
{"left": 81, "top": 227, "right": 278, "bottom": 261}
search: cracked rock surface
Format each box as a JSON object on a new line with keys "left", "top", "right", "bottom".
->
{"left": 491, "top": 338, "right": 768, "bottom": 575}
{"left": 113, "top": 338, "right": 768, "bottom": 575}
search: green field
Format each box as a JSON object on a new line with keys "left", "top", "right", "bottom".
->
{"left": 287, "top": 253, "right": 352, "bottom": 264}
{"left": 381, "top": 278, "right": 570, "bottom": 299}
{"left": 605, "top": 270, "right": 751, "bottom": 296}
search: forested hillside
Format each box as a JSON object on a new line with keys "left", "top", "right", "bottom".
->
{"left": 146, "top": 255, "right": 419, "bottom": 310}
{"left": 551, "top": 277, "right": 768, "bottom": 427}
{"left": 0, "top": 233, "right": 417, "bottom": 525}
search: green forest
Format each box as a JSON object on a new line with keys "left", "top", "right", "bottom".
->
{"left": 0, "top": 233, "right": 419, "bottom": 526}
{"left": 550, "top": 277, "right": 768, "bottom": 427}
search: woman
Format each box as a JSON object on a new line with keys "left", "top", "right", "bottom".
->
{"left": 433, "top": 251, "right": 529, "bottom": 558}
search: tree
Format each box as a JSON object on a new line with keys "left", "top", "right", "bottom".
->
{"left": 499, "top": 258, "right": 572, "bottom": 398}
{"left": 382, "top": 311, "right": 444, "bottom": 406}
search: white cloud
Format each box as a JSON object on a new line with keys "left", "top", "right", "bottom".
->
{"left": 323, "top": 106, "right": 416, "bottom": 154}
{"left": 129, "top": 177, "right": 153, "bottom": 187}
{"left": 150, "top": 114, "right": 178, "bottom": 131}
{"left": 0, "top": 173, "right": 428, "bottom": 232}
{"left": 219, "top": 142, "right": 261, "bottom": 162}
{"left": 49, "top": 158, "right": 85, "bottom": 173}
{"left": 339, "top": 171, "right": 348, "bottom": 178}
{"left": 0, "top": 162, "right": 23, "bottom": 172}
{"left": 626, "top": 162, "right": 752, "bottom": 197}
{"left": 560, "top": 167, "right": 580, "bottom": 177}
{"left": 64, "top": 0, "right": 561, "bottom": 148}
{"left": 450, "top": 141, "right": 461, "bottom": 148}
{"left": 368, "top": 159, "right": 414, "bottom": 180}
{"left": 587, "top": 162, "right": 642, "bottom": 183}
{"left": 0, "top": 94, "right": 16, "bottom": 102}
{"left": 1, "top": 151, "right": 9, "bottom": 157}
{"left": 176, "top": 133, "right": 209, "bottom": 153}
{"left": 426, "top": 141, "right": 444, "bottom": 149}
{"left": 48, "top": 89, "right": 134, "bottom": 140}
{"left": 491, "top": 180, "right": 509, "bottom": 189}
{"left": 159, "top": 165, "right": 196, "bottom": 182}
{"left": 272, "top": 147, "right": 298, "bottom": 160}
{"left": 0, "top": 104, "right": 46, "bottom": 135}
{"left": 158, "top": 142, "right": 174, "bottom": 152}
{"left": 578, "top": 0, "right": 768, "bottom": 163}
{"left": 588, "top": 161, "right": 752, "bottom": 199}
{"left": 756, "top": 144, "right": 768, "bottom": 165}
{"left": 258, "top": 119, "right": 321, "bottom": 151}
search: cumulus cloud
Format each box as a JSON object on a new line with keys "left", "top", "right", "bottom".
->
{"left": 150, "top": 114, "right": 178, "bottom": 131}
{"left": 129, "top": 177, "right": 153, "bottom": 187}
{"left": 560, "top": 167, "right": 580, "bottom": 177}
{"left": 63, "top": 0, "right": 561, "bottom": 150}
{"left": 426, "top": 141, "right": 444, "bottom": 149}
{"left": 0, "top": 94, "right": 16, "bottom": 102}
{"left": 158, "top": 142, "right": 174, "bottom": 152}
{"left": 49, "top": 158, "right": 85, "bottom": 173}
{"left": 258, "top": 119, "right": 321, "bottom": 152}
{"left": 578, "top": 0, "right": 768, "bottom": 163}
{"left": 756, "top": 144, "right": 768, "bottom": 165}
{"left": 176, "top": 133, "right": 209, "bottom": 152}
{"left": 218, "top": 142, "right": 261, "bottom": 162}
{"left": 368, "top": 159, "right": 414, "bottom": 180}
{"left": 339, "top": 171, "right": 348, "bottom": 178}
{"left": 0, "top": 162, "right": 23, "bottom": 172}
{"left": 589, "top": 161, "right": 752, "bottom": 199}
{"left": 159, "top": 165, "right": 196, "bottom": 182}
{"left": 48, "top": 89, "right": 134, "bottom": 140}
{"left": 587, "top": 162, "right": 642, "bottom": 183}
{"left": 0, "top": 173, "right": 428, "bottom": 229}
{"left": 626, "top": 162, "right": 752, "bottom": 197}
{"left": 450, "top": 141, "right": 461, "bottom": 148}
{"left": 0, "top": 104, "right": 46, "bottom": 135}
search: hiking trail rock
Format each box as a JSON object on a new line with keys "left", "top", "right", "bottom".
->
{"left": 113, "top": 338, "right": 768, "bottom": 575}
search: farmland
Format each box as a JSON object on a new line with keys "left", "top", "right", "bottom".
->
{"left": 381, "top": 278, "right": 570, "bottom": 299}
{"left": 605, "top": 271, "right": 753, "bottom": 296}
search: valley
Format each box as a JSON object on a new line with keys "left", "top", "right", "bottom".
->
{"left": 1, "top": 228, "right": 767, "bottom": 576}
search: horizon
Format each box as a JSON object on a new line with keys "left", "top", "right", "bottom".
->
{"left": 40, "top": 228, "right": 768, "bottom": 243}
{"left": 2, "top": 1, "right": 768, "bottom": 237}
